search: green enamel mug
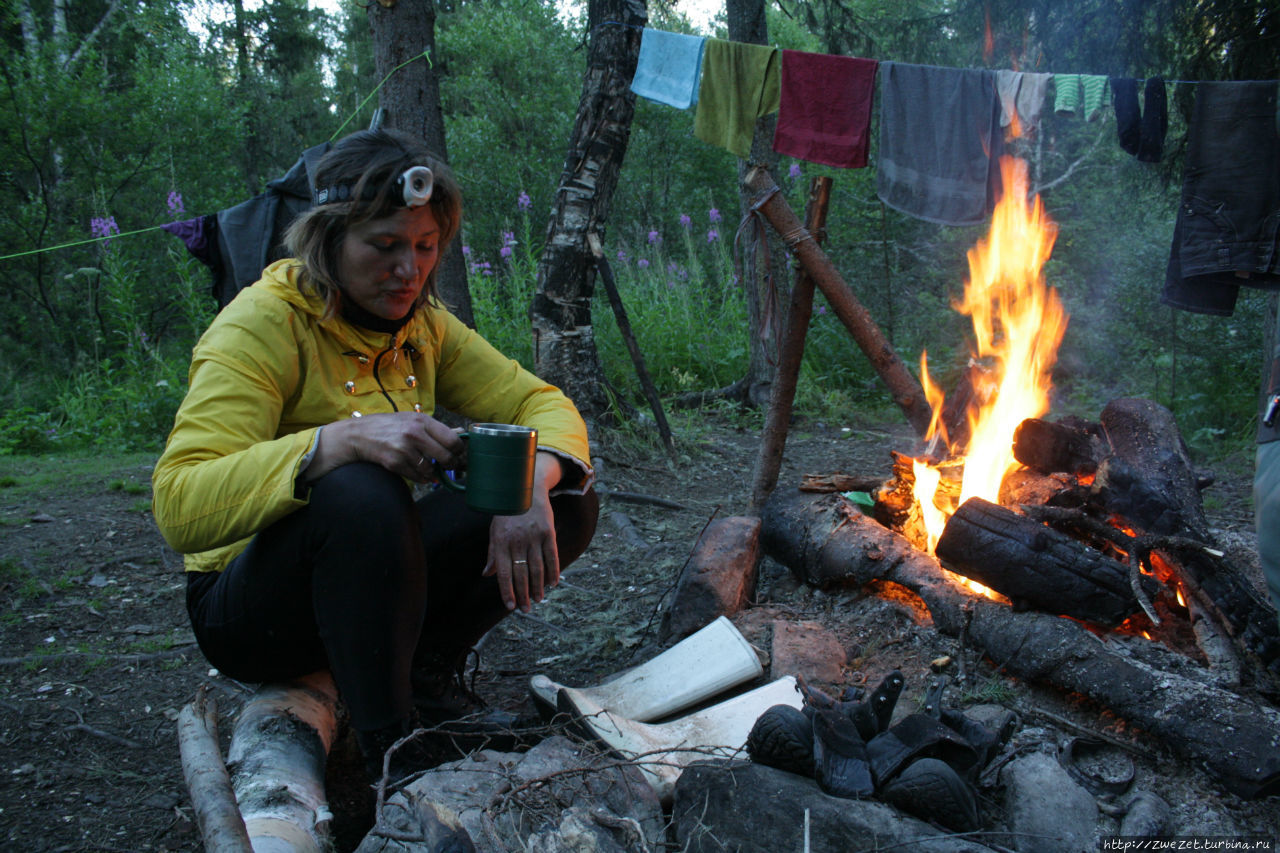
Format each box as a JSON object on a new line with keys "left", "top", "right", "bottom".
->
{"left": 433, "top": 423, "right": 537, "bottom": 515}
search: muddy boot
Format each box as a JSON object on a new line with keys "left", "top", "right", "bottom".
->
{"left": 880, "top": 757, "right": 980, "bottom": 832}
{"left": 411, "top": 653, "right": 525, "bottom": 753}
{"left": 355, "top": 717, "right": 441, "bottom": 788}
{"left": 747, "top": 704, "right": 814, "bottom": 776}
{"left": 812, "top": 708, "right": 874, "bottom": 799}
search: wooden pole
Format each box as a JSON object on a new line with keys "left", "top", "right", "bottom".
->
{"left": 588, "top": 233, "right": 677, "bottom": 458}
{"left": 749, "top": 177, "right": 831, "bottom": 513}
{"left": 742, "top": 167, "right": 932, "bottom": 438}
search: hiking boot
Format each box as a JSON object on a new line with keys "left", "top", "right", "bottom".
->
{"left": 356, "top": 717, "right": 446, "bottom": 788}
{"left": 866, "top": 712, "right": 980, "bottom": 789}
{"left": 747, "top": 704, "right": 814, "bottom": 776}
{"left": 411, "top": 662, "right": 528, "bottom": 753}
{"left": 880, "top": 757, "right": 980, "bottom": 832}
{"left": 812, "top": 708, "right": 874, "bottom": 799}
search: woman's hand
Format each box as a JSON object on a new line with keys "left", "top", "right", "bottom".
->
{"left": 303, "top": 412, "right": 464, "bottom": 484}
{"left": 484, "top": 451, "right": 565, "bottom": 612}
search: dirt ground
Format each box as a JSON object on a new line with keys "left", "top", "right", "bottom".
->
{"left": 0, "top": 410, "right": 1276, "bottom": 852}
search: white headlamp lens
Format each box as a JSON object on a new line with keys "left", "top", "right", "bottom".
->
{"left": 400, "top": 166, "right": 434, "bottom": 208}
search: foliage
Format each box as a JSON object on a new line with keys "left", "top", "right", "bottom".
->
{"left": 0, "top": 0, "right": 1274, "bottom": 465}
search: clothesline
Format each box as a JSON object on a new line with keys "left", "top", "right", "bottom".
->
{"left": 602, "top": 21, "right": 1262, "bottom": 86}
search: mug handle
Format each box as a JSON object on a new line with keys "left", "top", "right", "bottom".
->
{"left": 430, "top": 432, "right": 469, "bottom": 492}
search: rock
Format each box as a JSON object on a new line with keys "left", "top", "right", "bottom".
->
{"left": 660, "top": 516, "right": 761, "bottom": 642}
{"left": 356, "top": 736, "right": 663, "bottom": 853}
{"left": 770, "top": 620, "right": 846, "bottom": 685}
{"left": 1001, "top": 751, "right": 1099, "bottom": 853}
{"left": 673, "top": 761, "right": 1000, "bottom": 852}
{"left": 1120, "top": 790, "right": 1170, "bottom": 838}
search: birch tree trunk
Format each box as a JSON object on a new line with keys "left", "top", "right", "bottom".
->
{"left": 369, "top": 0, "right": 475, "bottom": 327}
{"left": 529, "top": 0, "right": 647, "bottom": 425}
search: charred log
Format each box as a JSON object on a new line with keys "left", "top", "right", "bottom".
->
{"left": 1021, "top": 504, "right": 1280, "bottom": 686}
{"left": 1013, "top": 417, "right": 1105, "bottom": 475}
{"left": 934, "top": 497, "right": 1159, "bottom": 627}
{"left": 760, "top": 489, "right": 1280, "bottom": 799}
{"left": 1098, "top": 398, "right": 1210, "bottom": 541}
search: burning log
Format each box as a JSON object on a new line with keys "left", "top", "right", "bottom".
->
{"left": 1012, "top": 416, "right": 1105, "bottom": 476}
{"left": 760, "top": 490, "right": 1280, "bottom": 799}
{"left": 934, "top": 497, "right": 1159, "bottom": 627}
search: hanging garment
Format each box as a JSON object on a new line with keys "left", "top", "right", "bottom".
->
{"left": 772, "top": 50, "right": 878, "bottom": 168}
{"left": 1054, "top": 74, "right": 1108, "bottom": 119}
{"left": 1080, "top": 75, "right": 1108, "bottom": 119}
{"left": 161, "top": 143, "right": 330, "bottom": 309}
{"left": 1162, "top": 81, "right": 1280, "bottom": 316}
{"left": 694, "top": 39, "right": 781, "bottom": 159}
{"left": 631, "top": 28, "right": 706, "bottom": 110}
{"left": 160, "top": 216, "right": 217, "bottom": 266}
{"left": 876, "top": 62, "right": 1005, "bottom": 226}
{"left": 1113, "top": 77, "right": 1168, "bottom": 162}
{"left": 1054, "top": 73, "right": 1081, "bottom": 114}
{"left": 996, "top": 70, "right": 1052, "bottom": 133}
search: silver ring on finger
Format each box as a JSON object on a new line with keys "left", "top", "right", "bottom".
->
{"left": 513, "top": 559, "right": 528, "bottom": 566}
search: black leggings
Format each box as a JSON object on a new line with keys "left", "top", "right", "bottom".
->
{"left": 186, "top": 462, "right": 598, "bottom": 731}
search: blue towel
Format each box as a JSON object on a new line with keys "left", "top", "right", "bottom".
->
{"left": 631, "top": 28, "right": 706, "bottom": 110}
{"left": 876, "top": 62, "right": 1005, "bottom": 226}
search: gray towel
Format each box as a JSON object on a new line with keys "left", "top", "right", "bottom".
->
{"left": 876, "top": 62, "right": 1005, "bottom": 226}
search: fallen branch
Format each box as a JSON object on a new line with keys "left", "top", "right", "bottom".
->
{"left": 176, "top": 686, "right": 252, "bottom": 852}
{"left": 597, "top": 489, "right": 689, "bottom": 511}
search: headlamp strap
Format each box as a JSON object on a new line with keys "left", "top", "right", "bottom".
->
{"left": 314, "top": 165, "right": 434, "bottom": 208}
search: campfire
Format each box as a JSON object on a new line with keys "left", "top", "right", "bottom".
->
{"left": 910, "top": 154, "right": 1065, "bottom": 560}
{"left": 760, "top": 152, "right": 1280, "bottom": 802}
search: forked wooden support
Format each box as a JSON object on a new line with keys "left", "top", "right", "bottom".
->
{"left": 742, "top": 166, "right": 932, "bottom": 439}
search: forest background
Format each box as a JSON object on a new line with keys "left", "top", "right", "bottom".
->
{"left": 1, "top": 0, "right": 1277, "bottom": 466}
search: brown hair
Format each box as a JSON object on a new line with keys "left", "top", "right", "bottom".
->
{"left": 284, "top": 128, "right": 463, "bottom": 318}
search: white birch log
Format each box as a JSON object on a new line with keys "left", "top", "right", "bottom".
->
{"left": 177, "top": 686, "right": 254, "bottom": 852}
{"left": 227, "top": 670, "right": 340, "bottom": 853}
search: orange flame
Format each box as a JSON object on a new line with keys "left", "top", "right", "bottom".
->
{"left": 913, "top": 156, "right": 1067, "bottom": 560}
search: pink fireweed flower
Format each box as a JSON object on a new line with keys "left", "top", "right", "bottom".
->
{"left": 707, "top": 228, "right": 719, "bottom": 243}
{"left": 167, "top": 191, "right": 184, "bottom": 215}
{"left": 500, "top": 246, "right": 513, "bottom": 261}
{"left": 90, "top": 216, "right": 120, "bottom": 247}
{"left": 679, "top": 213, "right": 692, "bottom": 229}
{"left": 637, "top": 258, "right": 649, "bottom": 269}
{"left": 616, "top": 249, "right": 627, "bottom": 263}
{"left": 517, "top": 191, "right": 531, "bottom": 211}
{"left": 709, "top": 207, "right": 722, "bottom": 223}
{"left": 502, "top": 231, "right": 516, "bottom": 247}
{"left": 647, "top": 230, "right": 661, "bottom": 245}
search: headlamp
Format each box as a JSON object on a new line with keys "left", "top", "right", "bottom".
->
{"left": 313, "top": 165, "right": 434, "bottom": 208}
{"left": 397, "top": 166, "right": 434, "bottom": 208}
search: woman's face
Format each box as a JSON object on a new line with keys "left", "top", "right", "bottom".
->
{"left": 337, "top": 205, "right": 440, "bottom": 321}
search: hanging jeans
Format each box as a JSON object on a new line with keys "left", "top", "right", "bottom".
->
{"left": 185, "top": 461, "right": 598, "bottom": 731}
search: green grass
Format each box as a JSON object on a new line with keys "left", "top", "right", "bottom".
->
{"left": 0, "top": 452, "right": 156, "bottom": 496}
{"left": 108, "top": 479, "right": 149, "bottom": 495}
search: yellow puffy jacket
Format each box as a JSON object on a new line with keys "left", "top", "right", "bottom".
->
{"left": 152, "top": 259, "right": 592, "bottom": 573}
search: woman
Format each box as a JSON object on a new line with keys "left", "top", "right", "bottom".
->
{"left": 152, "top": 129, "right": 597, "bottom": 780}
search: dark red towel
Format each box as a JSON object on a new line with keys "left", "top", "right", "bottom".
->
{"left": 773, "top": 50, "right": 879, "bottom": 169}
